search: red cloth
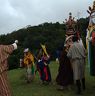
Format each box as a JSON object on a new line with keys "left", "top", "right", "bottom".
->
{"left": 92, "top": 32, "right": 95, "bottom": 45}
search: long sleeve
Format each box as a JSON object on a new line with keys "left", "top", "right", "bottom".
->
{"left": 0, "top": 45, "right": 14, "bottom": 73}
{"left": 0, "top": 45, "right": 14, "bottom": 64}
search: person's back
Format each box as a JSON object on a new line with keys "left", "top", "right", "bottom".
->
{"left": 68, "top": 42, "right": 86, "bottom": 60}
{"left": 67, "top": 36, "right": 86, "bottom": 95}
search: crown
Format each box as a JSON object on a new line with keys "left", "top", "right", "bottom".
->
{"left": 65, "top": 12, "right": 77, "bottom": 35}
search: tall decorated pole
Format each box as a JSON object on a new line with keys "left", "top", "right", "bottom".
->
{"left": 86, "top": 1, "right": 95, "bottom": 76}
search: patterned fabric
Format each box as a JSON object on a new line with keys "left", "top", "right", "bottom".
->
{"left": 0, "top": 45, "right": 14, "bottom": 73}
{"left": 0, "top": 44, "right": 14, "bottom": 96}
{"left": 0, "top": 71, "right": 12, "bottom": 96}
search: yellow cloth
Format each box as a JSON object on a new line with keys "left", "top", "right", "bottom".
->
{"left": 40, "top": 44, "right": 49, "bottom": 57}
{"left": 24, "top": 52, "right": 34, "bottom": 65}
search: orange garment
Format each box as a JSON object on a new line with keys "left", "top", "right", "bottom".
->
{"left": 24, "top": 52, "right": 34, "bottom": 66}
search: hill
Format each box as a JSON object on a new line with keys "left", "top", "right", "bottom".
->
{"left": 0, "top": 18, "right": 88, "bottom": 69}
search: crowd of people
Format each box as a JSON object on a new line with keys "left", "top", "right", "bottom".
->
{"left": 18, "top": 35, "right": 86, "bottom": 95}
{"left": 0, "top": 32, "right": 87, "bottom": 96}
{"left": 22, "top": 46, "right": 52, "bottom": 85}
{"left": 1, "top": 1, "right": 95, "bottom": 95}
{"left": 56, "top": 35, "right": 86, "bottom": 95}
{"left": 0, "top": 34, "right": 87, "bottom": 96}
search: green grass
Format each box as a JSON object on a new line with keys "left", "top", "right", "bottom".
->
{"left": 8, "top": 61, "right": 95, "bottom": 96}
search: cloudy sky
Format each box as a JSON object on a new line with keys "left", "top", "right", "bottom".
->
{"left": 0, "top": 0, "right": 94, "bottom": 35}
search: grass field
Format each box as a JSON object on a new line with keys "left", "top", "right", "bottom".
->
{"left": 8, "top": 61, "right": 95, "bottom": 96}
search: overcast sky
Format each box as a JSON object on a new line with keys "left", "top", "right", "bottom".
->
{"left": 0, "top": 0, "right": 94, "bottom": 35}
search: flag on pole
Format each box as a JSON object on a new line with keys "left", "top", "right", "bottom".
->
{"left": 40, "top": 44, "right": 49, "bottom": 57}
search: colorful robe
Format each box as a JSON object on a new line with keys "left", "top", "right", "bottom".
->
{"left": 37, "top": 56, "right": 51, "bottom": 83}
{"left": 24, "top": 52, "right": 35, "bottom": 82}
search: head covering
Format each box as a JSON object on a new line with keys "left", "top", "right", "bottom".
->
{"left": 24, "top": 48, "right": 29, "bottom": 53}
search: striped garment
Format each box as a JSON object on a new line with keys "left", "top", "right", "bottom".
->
{"left": 0, "top": 45, "right": 14, "bottom": 96}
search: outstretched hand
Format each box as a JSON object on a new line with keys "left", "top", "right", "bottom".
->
{"left": 15, "top": 40, "right": 18, "bottom": 44}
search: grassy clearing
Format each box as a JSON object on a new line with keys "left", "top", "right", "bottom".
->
{"left": 8, "top": 61, "right": 95, "bottom": 96}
